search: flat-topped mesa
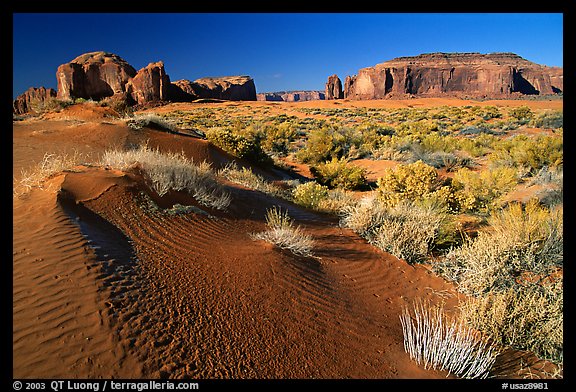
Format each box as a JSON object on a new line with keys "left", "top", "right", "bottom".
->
{"left": 256, "top": 91, "right": 325, "bottom": 102}
{"left": 338, "top": 52, "right": 562, "bottom": 100}
{"left": 56, "top": 51, "right": 137, "bottom": 100}
{"left": 170, "top": 76, "right": 256, "bottom": 101}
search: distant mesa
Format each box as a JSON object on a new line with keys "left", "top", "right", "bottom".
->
{"left": 14, "top": 51, "right": 256, "bottom": 114}
{"left": 325, "top": 52, "right": 563, "bottom": 100}
{"left": 256, "top": 91, "right": 325, "bottom": 102}
{"left": 171, "top": 76, "right": 256, "bottom": 102}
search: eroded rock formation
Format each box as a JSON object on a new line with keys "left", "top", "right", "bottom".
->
{"left": 256, "top": 91, "right": 325, "bottom": 102}
{"left": 13, "top": 87, "right": 57, "bottom": 115}
{"left": 337, "top": 52, "right": 562, "bottom": 99}
{"left": 56, "top": 52, "right": 137, "bottom": 101}
{"left": 325, "top": 75, "right": 343, "bottom": 100}
{"left": 126, "top": 62, "right": 171, "bottom": 105}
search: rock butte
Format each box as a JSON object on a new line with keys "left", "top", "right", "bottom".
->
{"left": 13, "top": 51, "right": 256, "bottom": 114}
{"left": 326, "top": 52, "right": 563, "bottom": 100}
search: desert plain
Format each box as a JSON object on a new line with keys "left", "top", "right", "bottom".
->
{"left": 13, "top": 97, "right": 563, "bottom": 379}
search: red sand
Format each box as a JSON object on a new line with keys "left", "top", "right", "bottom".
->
{"left": 13, "top": 100, "right": 560, "bottom": 379}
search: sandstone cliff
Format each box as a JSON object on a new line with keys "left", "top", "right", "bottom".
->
{"left": 52, "top": 51, "right": 256, "bottom": 107}
{"left": 334, "top": 52, "right": 562, "bottom": 99}
{"left": 13, "top": 87, "right": 57, "bottom": 115}
{"left": 257, "top": 91, "right": 325, "bottom": 102}
{"left": 56, "top": 52, "right": 136, "bottom": 101}
{"left": 325, "top": 75, "right": 343, "bottom": 100}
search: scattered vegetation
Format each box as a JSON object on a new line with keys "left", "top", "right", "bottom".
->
{"left": 101, "top": 145, "right": 231, "bottom": 210}
{"left": 252, "top": 206, "right": 315, "bottom": 257}
{"left": 125, "top": 113, "right": 177, "bottom": 132}
{"left": 14, "top": 151, "right": 90, "bottom": 196}
{"left": 400, "top": 299, "right": 500, "bottom": 379}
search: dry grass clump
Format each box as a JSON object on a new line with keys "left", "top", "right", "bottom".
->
{"left": 400, "top": 300, "right": 500, "bottom": 379}
{"left": 14, "top": 150, "right": 90, "bottom": 196}
{"left": 217, "top": 163, "right": 290, "bottom": 199}
{"left": 341, "top": 195, "right": 448, "bottom": 263}
{"left": 125, "top": 113, "right": 177, "bottom": 132}
{"left": 101, "top": 145, "right": 231, "bottom": 210}
{"left": 252, "top": 206, "right": 315, "bottom": 257}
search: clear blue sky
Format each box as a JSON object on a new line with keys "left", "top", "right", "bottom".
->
{"left": 13, "top": 13, "right": 563, "bottom": 98}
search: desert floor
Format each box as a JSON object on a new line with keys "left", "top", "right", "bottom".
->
{"left": 12, "top": 98, "right": 561, "bottom": 379}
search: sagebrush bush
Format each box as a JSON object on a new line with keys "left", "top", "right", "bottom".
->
{"left": 432, "top": 200, "right": 563, "bottom": 362}
{"left": 452, "top": 166, "right": 519, "bottom": 212}
{"left": 252, "top": 206, "right": 315, "bottom": 257}
{"left": 126, "top": 113, "right": 176, "bottom": 132}
{"left": 341, "top": 196, "right": 450, "bottom": 263}
{"left": 530, "top": 110, "right": 563, "bottom": 129}
{"left": 205, "top": 127, "right": 272, "bottom": 165}
{"left": 400, "top": 300, "right": 500, "bottom": 379}
{"left": 311, "top": 158, "right": 368, "bottom": 190}
{"left": 489, "top": 135, "right": 563, "bottom": 172}
{"left": 459, "top": 282, "right": 563, "bottom": 364}
{"left": 292, "top": 181, "right": 329, "bottom": 209}
{"left": 101, "top": 145, "right": 231, "bottom": 210}
{"left": 217, "top": 163, "right": 289, "bottom": 198}
{"left": 14, "top": 151, "right": 90, "bottom": 196}
{"left": 376, "top": 160, "right": 460, "bottom": 212}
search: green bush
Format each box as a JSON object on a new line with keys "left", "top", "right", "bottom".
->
{"left": 508, "top": 106, "right": 534, "bottom": 121}
{"left": 489, "top": 135, "right": 563, "bottom": 172}
{"left": 452, "top": 167, "right": 519, "bottom": 212}
{"left": 376, "top": 160, "right": 459, "bottom": 211}
{"left": 530, "top": 110, "right": 563, "bottom": 129}
{"left": 292, "top": 181, "right": 329, "bottom": 209}
{"left": 205, "top": 127, "right": 272, "bottom": 165}
{"left": 311, "top": 158, "right": 368, "bottom": 190}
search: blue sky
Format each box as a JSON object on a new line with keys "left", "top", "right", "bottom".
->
{"left": 13, "top": 13, "right": 563, "bottom": 98}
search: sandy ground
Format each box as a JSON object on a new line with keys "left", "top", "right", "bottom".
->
{"left": 12, "top": 100, "right": 560, "bottom": 379}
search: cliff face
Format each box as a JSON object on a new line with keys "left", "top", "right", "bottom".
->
{"left": 325, "top": 74, "right": 343, "bottom": 100}
{"left": 256, "top": 91, "right": 325, "bottom": 102}
{"left": 338, "top": 53, "right": 562, "bottom": 99}
{"left": 13, "top": 87, "right": 57, "bottom": 115}
{"left": 53, "top": 52, "right": 256, "bottom": 106}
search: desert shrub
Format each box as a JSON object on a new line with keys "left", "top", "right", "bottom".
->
{"left": 252, "top": 206, "right": 315, "bottom": 257}
{"left": 395, "top": 119, "right": 442, "bottom": 137}
{"left": 292, "top": 181, "right": 329, "bottom": 209}
{"left": 260, "top": 122, "right": 298, "bottom": 156}
{"left": 400, "top": 300, "right": 499, "bottom": 379}
{"left": 101, "top": 145, "right": 231, "bottom": 210}
{"left": 217, "top": 163, "right": 289, "bottom": 199}
{"left": 508, "top": 105, "right": 534, "bottom": 121}
{"left": 316, "top": 189, "right": 358, "bottom": 215}
{"left": 459, "top": 282, "right": 563, "bottom": 364}
{"left": 205, "top": 127, "right": 272, "bottom": 165}
{"left": 341, "top": 196, "right": 451, "bottom": 263}
{"left": 28, "top": 98, "right": 73, "bottom": 114}
{"left": 370, "top": 201, "right": 448, "bottom": 263}
{"left": 530, "top": 110, "right": 563, "bottom": 130}
{"left": 295, "top": 125, "right": 360, "bottom": 164}
{"left": 376, "top": 160, "right": 460, "bottom": 212}
{"left": 459, "top": 126, "right": 503, "bottom": 136}
{"left": 434, "top": 200, "right": 563, "bottom": 292}
{"left": 451, "top": 167, "right": 519, "bottom": 212}
{"left": 126, "top": 113, "right": 176, "bottom": 132}
{"left": 489, "top": 135, "right": 563, "bottom": 172}
{"left": 433, "top": 200, "right": 563, "bottom": 362}
{"left": 311, "top": 158, "right": 368, "bottom": 190}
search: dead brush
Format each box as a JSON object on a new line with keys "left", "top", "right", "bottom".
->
{"left": 400, "top": 299, "right": 500, "bottom": 379}
{"left": 252, "top": 206, "right": 315, "bottom": 257}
